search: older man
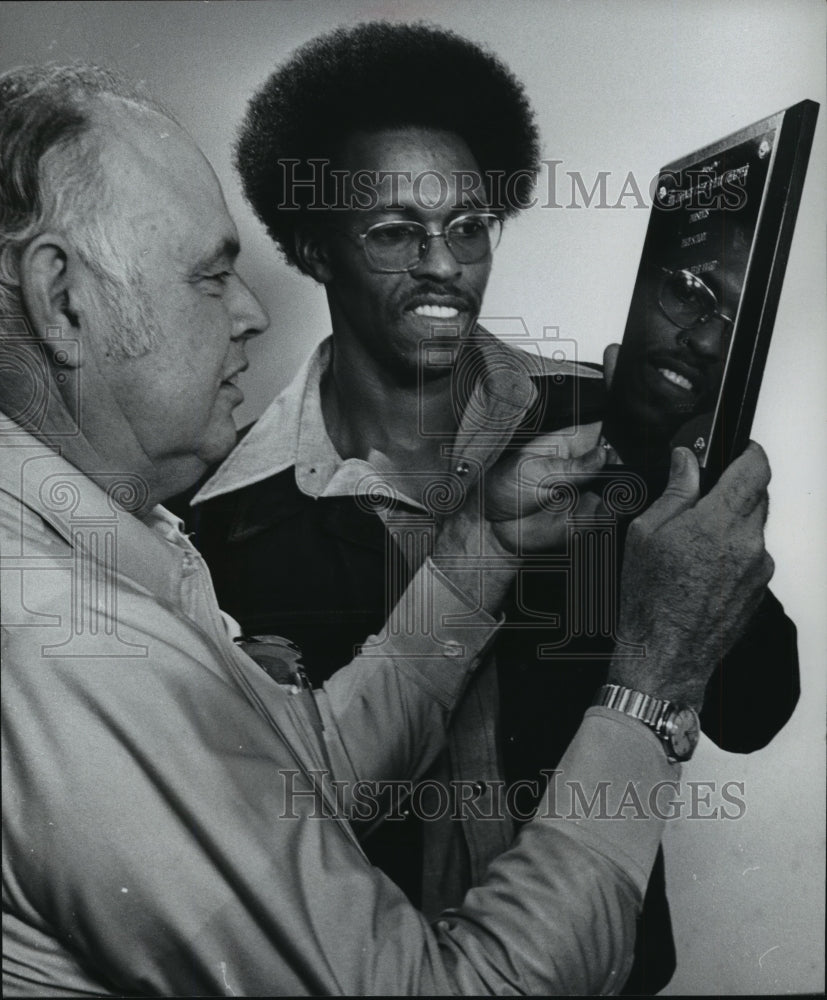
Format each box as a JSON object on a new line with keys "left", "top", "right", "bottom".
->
{"left": 0, "top": 64, "right": 775, "bottom": 995}
{"left": 187, "top": 22, "right": 799, "bottom": 993}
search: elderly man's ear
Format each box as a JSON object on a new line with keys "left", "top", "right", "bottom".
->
{"left": 19, "top": 235, "right": 85, "bottom": 365}
{"left": 293, "top": 228, "right": 334, "bottom": 283}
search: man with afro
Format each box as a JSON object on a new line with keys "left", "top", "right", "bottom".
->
{"left": 188, "top": 22, "right": 798, "bottom": 994}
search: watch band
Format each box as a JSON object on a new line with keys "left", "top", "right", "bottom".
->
{"left": 594, "top": 683, "right": 698, "bottom": 762}
{"left": 594, "top": 683, "right": 671, "bottom": 730}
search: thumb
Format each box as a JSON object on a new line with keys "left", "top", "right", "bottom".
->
{"left": 567, "top": 442, "right": 609, "bottom": 477}
{"left": 603, "top": 343, "right": 620, "bottom": 390}
{"left": 636, "top": 447, "right": 700, "bottom": 531}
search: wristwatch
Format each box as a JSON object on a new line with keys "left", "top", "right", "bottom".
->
{"left": 594, "top": 683, "right": 700, "bottom": 762}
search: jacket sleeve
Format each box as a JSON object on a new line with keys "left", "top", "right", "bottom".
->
{"left": 3, "top": 590, "right": 672, "bottom": 997}
{"left": 313, "top": 558, "right": 499, "bottom": 796}
{"left": 700, "top": 589, "right": 800, "bottom": 752}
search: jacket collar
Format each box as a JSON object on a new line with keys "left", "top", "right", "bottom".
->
{"left": 193, "top": 327, "right": 598, "bottom": 509}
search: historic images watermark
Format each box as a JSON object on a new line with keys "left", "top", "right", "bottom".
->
{"left": 279, "top": 769, "right": 748, "bottom": 823}
{"left": 274, "top": 158, "right": 751, "bottom": 213}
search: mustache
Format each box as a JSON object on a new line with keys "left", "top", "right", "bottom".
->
{"left": 400, "top": 283, "right": 480, "bottom": 312}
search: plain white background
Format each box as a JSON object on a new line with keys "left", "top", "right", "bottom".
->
{"left": 1, "top": 1, "right": 824, "bottom": 993}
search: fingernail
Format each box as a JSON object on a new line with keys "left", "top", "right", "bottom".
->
{"left": 591, "top": 445, "right": 608, "bottom": 468}
{"left": 671, "top": 448, "right": 686, "bottom": 475}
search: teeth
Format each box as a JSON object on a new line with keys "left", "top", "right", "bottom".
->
{"left": 659, "top": 368, "right": 693, "bottom": 391}
{"left": 414, "top": 304, "right": 459, "bottom": 318}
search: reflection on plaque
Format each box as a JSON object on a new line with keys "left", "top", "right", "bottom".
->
{"left": 603, "top": 100, "right": 819, "bottom": 493}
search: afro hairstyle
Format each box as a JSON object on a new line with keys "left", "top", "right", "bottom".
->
{"left": 236, "top": 21, "right": 541, "bottom": 268}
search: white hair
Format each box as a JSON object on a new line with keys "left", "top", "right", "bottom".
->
{"left": 0, "top": 64, "right": 172, "bottom": 356}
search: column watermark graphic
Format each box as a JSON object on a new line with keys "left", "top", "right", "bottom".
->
{"left": 1, "top": 318, "right": 149, "bottom": 656}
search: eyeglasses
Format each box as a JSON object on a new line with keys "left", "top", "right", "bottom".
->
{"left": 658, "top": 267, "right": 734, "bottom": 331}
{"left": 336, "top": 213, "right": 503, "bottom": 273}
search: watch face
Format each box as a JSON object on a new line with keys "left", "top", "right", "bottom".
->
{"left": 665, "top": 707, "right": 701, "bottom": 761}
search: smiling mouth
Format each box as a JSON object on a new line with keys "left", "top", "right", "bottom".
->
{"left": 657, "top": 367, "right": 695, "bottom": 392}
{"left": 412, "top": 304, "right": 461, "bottom": 319}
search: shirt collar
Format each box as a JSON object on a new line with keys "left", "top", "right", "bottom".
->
{"left": 193, "top": 327, "right": 600, "bottom": 508}
{"left": 0, "top": 413, "right": 196, "bottom": 607}
{"left": 193, "top": 336, "right": 423, "bottom": 508}
{"left": 193, "top": 341, "right": 328, "bottom": 505}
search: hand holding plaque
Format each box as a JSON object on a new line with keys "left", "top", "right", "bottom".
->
{"left": 602, "top": 100, "right": 818, "bottom": 497}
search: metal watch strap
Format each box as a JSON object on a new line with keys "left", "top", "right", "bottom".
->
{"left": 594, "top": 684, "right": 672, "bottom": 734}
{"left": 595, "top": 683, "right": 700, "bottom": 763}
{"left": 595, "top": 682, "right": 671, "bottom": 741}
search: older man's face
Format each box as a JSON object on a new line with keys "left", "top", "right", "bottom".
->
{"left": 317, "top": 127, "right": 494, "bottom": 383}
{"left": 82, "top": 105, "right": 268, "bottom": 491}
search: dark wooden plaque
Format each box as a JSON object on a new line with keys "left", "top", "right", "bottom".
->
{"left": 602, "top": 100, "right": 819, "bottom": 494}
